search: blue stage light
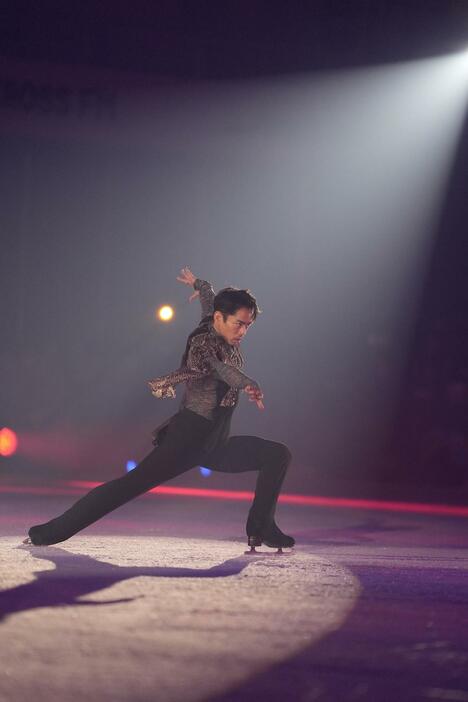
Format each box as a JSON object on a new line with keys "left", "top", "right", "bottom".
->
{"left": 126, "top": 460, "right": 137, "bottom": 472}
{"left": 199, "top": 466, "right": 212, "bottom": 477}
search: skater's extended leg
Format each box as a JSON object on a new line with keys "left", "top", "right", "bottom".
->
{"left": 28, "top": 410, "right": 212, "bottom": 545}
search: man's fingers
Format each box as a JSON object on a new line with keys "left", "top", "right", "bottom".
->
{"left": 247, "top": 389, "right": 263, "bottom": 398}
{"left": 245, "top": 386, "right": 264, "bottom": 409}
{"left": 177, "top": 267, "right": 194, "bottom": 279}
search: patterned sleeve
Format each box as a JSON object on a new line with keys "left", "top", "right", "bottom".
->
{"left": 193, "top": 278, "right": 215, "bottom": 319}
{"left": 187, "top": 333, "right": 258, "bottom": 390}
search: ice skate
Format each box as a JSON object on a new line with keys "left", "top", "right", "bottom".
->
{"left": 244, "top": 522, "right": 295, "bottom": 555}
{"left": 22, "top": 526, "right": 48, "bottom": 546}
{"left": 262, "top": 521, "right": 295, "bottom": 550}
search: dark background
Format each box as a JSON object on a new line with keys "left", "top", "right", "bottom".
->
{"left": 1, "top": 1, "right": 468, "bottom": 495}
{"left": 2, "top": 1, "right": 468, "bottom": 77}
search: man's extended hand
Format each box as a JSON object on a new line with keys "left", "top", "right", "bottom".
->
{"left": 176, "top": 267, "right": 200, "bottom": 303}
{"left": 244, "top": 384, "right": 265, "bottom": 410}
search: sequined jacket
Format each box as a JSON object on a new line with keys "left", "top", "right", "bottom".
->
{"left": 148, "top": 278, "right": 258, "bottom": 422}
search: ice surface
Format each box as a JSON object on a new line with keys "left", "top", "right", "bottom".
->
{"left": 0, "top": 535, "right": 359, "bottom": 702}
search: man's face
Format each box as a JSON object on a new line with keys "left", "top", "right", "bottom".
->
{"left": 213, "top": 307, "right": 254, "bottom": 346}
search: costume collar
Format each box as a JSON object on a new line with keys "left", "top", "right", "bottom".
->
{"left": 208, "top": 319, "right": 230, "bottom": 346}
{"left": 207, "top": 319, "right": 243, "bottom": 359}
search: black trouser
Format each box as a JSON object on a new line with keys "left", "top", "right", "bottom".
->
{"left": 28, "top": 409, "right": 292, "bottom": 545}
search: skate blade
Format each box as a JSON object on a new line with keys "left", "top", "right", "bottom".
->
{"left": 21, "top": 537, "right": 46, "bottom": 546}
{"left": 243, "top": 546, "right": 294, "bottom": 556}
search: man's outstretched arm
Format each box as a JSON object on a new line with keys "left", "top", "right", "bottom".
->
{"left": 177, "top": 267, "right": 215, "bottom": 320}
{"left": 187, "top": 334, "right": 264, "bottom": 409}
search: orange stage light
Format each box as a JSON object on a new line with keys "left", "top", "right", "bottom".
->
{"left": 0, "top": 427, "right": 18, "bottom": 456}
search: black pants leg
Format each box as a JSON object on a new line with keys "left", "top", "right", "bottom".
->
{"left": 203, "top": 436, "right": 292, "bottom": 535}
{"left": 28, "top": 410, "right": 212, "bottom": 545}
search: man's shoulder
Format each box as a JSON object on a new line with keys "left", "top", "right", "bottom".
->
{"left": 190, "top": 331, "right": 210, "bottom": 346}
{"left": 188, "top": 328, "right": 217, "bottom": 352}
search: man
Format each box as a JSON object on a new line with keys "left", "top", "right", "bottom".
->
{"left": 25, "top": 268, "right": 294, "bottom": 552}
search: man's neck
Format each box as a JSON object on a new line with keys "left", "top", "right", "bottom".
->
{"left": 210, "top": 320, "right": 232, "bottom": 347}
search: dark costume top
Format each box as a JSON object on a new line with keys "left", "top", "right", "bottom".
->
{"left": 148, "top": 278, "right": 258, "bottom": 454}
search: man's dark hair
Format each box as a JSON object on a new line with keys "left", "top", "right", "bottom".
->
{"left": 214, "top": 287, "right": 261, "bottom": 321}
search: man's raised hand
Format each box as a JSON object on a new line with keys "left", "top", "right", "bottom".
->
{"left": 176, "top": 267, "right": 199, "bottom": 302}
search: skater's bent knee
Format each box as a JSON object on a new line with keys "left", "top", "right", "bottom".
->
{"left": 272, "top": 442, "right": 292, "bottom": 466}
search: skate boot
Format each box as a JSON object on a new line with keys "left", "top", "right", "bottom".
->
{"left": 245, "top": 519, "right": 295, "bottom": 555}
{"left": 245, "top": 512, "right": 264, "bottom": 554}
{"left": 262, "top": 521, "right": 295, "bottom": 551}
{"left": 22, "top": 525, "right": 48, "bottom": 546}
